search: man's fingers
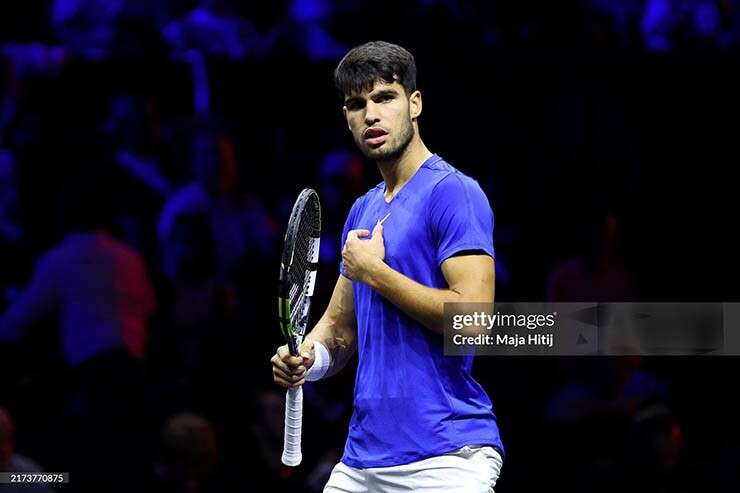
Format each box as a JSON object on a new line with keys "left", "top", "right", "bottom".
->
{"left": 347, "top": 229, "right": 370, "bottom": 240}
{"left": 271, "top": 354, "right": 292, "bottom": 375}
{"left": 276, "top": 345, "right": 290, "bottom": 359}
{"left": 286, "top": 355, "right": 303, "bottom": 367}
{"left": 274, "top": 372, "right": 292, "bottom": 387}
{"left": 272, "top": 367, "right": 294, "bottom": 388}
{"left": 274, "top": 378, "right": 290, "bottom": 388}
{"left": 273, "top": 365, "right": 305, "bottom": 382}
{"left": 273, "top": 353, "right": 304, "bottom": 372}
{"left": 273, "top": 343, "right": 309, "bottom": 388}
{"left": 278, "top": 346, "right": 303, "bottom": 366}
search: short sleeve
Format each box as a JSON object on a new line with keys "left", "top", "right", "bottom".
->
{"left": 428, "top": 173, "right": 495, "bottom": 266}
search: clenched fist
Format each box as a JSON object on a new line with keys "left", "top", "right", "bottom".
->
{"left": 271, "top": 339, "right": 316, "bottom": 388}
{"left": 342, "top": 222, "right": 385, "bottom": 284}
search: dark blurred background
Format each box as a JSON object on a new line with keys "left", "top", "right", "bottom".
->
{"left": 0, "top": 1, "right": 739, "bottom": 492}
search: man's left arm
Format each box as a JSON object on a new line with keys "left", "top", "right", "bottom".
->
{"left": 342, "top": 222, "right": 494, "bottom": 334}
{"left": 370, "top": 251, "right": 494, "bottom": 334}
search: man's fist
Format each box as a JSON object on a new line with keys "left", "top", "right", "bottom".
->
{"left": 271, "top": 339, "right": 316, "bottom": 388}
{"left": 342, "top": 222, "right": 385, "bottom": 284}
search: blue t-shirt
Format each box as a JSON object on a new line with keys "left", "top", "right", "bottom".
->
{"left": 339, "top": 153, "right": 504, "bottom": 468}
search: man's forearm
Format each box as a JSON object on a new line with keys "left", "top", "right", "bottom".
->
{"left": 364, "top": 259, "right": 461, "bottom": 334}
{"left": 305, "top": 320, "right": 356, "bottom": 378}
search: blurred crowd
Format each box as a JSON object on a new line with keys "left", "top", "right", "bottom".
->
{"left": 0, "top": 1, "right": 739, "bottom": 492}
{"left": 4, "top": 0, "right": 740, "bottom": 65}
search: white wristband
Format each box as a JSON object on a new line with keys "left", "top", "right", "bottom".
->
{"left": 304, "top": 340, "right": 331, "bottom": 382}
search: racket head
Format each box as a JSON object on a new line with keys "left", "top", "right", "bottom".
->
{"left": 278, "top": 188, "right": 321, "bottom": 356}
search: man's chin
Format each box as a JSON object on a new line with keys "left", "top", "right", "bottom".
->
{"left": 362, "top": 144, "right": 397, "bottom": 161}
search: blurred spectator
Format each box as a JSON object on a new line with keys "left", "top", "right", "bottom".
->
{"left": 546, "top": 212, "right": 635, "bottom": 302}
{"left": 0, "top": 407, "right": 56, "bottom": 493}
{"left": 243, "top": 388, "right": 304, "bottom": 492}
{"left": 158, "top": 129, "right": 276, "bottom": 284}
{"left": 0, "top": 172, "right": 156, "bottom": 366}
{"left": 0, "top": 169, "right": 156, "bottom": 491}
{"left": 543, "top": 357, "right": 671, "bottom": 492}
{"left": 51, "top": 0, "right": 167, "bottom": 59}
{"left": 52, "top": 0, "right": 124, "bottom": 59}
{"left": 262, "top": 0, "right": 347, "bottom": 61}
{"left": 105, "top": 92, "right": 174, "bottom": 198}
{"left": 0, "top": 44, "right": 66, "bottom": 79}
{"left": 546, "top": 357, "right": 669, "bottom": 426}
{"left": 613, "top": 403, "right": 711, "bottom": 492}
{"left": 625, "top": 404, "right": 685, "bottom": 490}
{"left": 642, "top": 0, "right": 730, "bottom": 52}
{"left": 585, "top": 0, "right": 644, "bottom": 45}
{"left": 163, "top": 0, "right": 258, "bottom": 60}
{"left": 151, "top": 129, "right": 277, "bottom": 420}
{"left": 150, "top": 412, "right": 222, "bottom": 493}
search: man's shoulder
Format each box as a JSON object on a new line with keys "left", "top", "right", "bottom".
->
{"left": 423, "top": 156, "right": 484, "bottom": 196}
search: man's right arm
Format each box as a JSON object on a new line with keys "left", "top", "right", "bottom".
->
{"left": 271, "top": 274, "right": 357, "bottom": 388}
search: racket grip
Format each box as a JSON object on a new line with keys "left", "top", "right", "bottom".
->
{"left": 282, "top": 386, "right": 303, "bottom": 466}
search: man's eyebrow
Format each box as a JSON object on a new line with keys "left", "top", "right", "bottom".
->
{"left": 372, "top": 89, "right": 398, "bottom": 98}
{"left": 344, "top": 89, "right": 399, "bottom": 105}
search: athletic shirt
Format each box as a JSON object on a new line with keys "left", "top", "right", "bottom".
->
{"left": 339, "top": 153, "right": 505, "bottom": 468}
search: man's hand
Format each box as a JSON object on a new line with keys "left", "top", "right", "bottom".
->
{"left": 342, "top": 222, "right": 385, "bottom": 284}
{"left": 271, "top": 339, "right": 316, "bottom": 388}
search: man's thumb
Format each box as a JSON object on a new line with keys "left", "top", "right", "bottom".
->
{"left": 373, "top": 222, "right": 384, "bottom": 238}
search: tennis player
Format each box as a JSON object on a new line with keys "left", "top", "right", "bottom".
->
{"left": 271, "top": 41, "right": 504, "bottom": 492}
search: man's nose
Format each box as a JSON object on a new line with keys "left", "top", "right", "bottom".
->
{"left": 364, "top": 101, "right": 380, "bottom": 126}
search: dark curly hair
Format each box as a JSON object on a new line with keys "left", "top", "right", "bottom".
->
{"left": 334, "top": 41, "right": 417, "bottom": 98}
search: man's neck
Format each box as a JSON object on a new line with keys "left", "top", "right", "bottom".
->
{"left": 377, "top": 136, "right": 432, "bottom": 202}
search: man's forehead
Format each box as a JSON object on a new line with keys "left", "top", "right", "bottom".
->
{"left": 345, "top": 80, "right": 404, "bottom": 101}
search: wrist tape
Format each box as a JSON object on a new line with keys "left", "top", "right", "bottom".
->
{"left": 304, "top": 340, "right": 331, "bottom": 382}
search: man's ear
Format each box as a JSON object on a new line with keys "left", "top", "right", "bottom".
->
{"left": 342, "top": 106, "right": 351, "bottom": 130}
{"left": 409, "top": 90, "right": 422, "bottom": 120}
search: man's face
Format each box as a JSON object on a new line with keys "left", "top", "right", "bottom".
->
{"left": 343, "top": 81, "right": 420, "bottom": 161}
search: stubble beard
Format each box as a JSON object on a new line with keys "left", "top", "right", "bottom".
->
{"left": 357, "top": 117, "right": 415, "bottom": 163}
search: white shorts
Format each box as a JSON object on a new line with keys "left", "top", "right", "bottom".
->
{"left": 324, "top": 445, "right": 503, "bottom": 493}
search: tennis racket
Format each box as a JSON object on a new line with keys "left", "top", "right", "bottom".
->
{"left": 278, "top": 188, "right": 321, "bottom": 467}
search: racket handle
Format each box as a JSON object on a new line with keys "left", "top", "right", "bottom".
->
{"left": 282, "top": 386, "right": 303, "bottom": 466}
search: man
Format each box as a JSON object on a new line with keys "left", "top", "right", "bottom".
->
{"left": 271, "top": 41, "right": 504, "bottom": 491}
{"left": 0, "top": 170, "right": 155, "bottom": 492}
{"left": 0, "top": 171, "right": 156, "bottom": 367}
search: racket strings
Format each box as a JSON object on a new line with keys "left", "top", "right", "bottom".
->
{"left": 287, "top": 198, "right": 319, "bottom": 330}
